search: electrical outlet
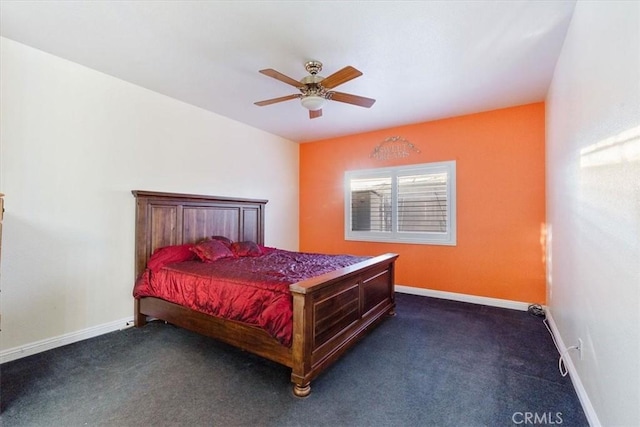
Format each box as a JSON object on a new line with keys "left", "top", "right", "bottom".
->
{"left": 577, "top": 338, "right": 583, "bottom": 360}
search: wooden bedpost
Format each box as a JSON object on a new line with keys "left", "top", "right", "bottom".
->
{"left": 134, "top": 299, "right": 147, "bottom": 327}
{"left": 290, "top": 290, "right": 312, "bottom": 397}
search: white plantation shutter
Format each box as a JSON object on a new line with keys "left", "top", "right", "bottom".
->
{"left": 345, "top": 161, "right": 456, "bottom": 245}
{"left": 398, "top": 172, "right": 448, "bottom": 233}
{"left": 350, "top": 177, "right": 392, "bottom": 232}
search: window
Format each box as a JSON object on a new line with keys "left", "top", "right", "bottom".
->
{"left": 345, "top": 161, "right": 456, "bottom": 245}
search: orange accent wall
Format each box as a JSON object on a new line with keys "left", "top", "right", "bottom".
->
{"left": 300, "top": 103, "right": 546, "bottom": 304}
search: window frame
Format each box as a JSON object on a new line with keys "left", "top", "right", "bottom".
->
{"left": 344, "top": 160, "right": 457, "bottom": 246}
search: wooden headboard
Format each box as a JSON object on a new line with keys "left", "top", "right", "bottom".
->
{"left": 132, "top": 190, "right": 268, "bottom": 278}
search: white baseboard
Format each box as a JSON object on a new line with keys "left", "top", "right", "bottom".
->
{"left": 543, "top": 308, "right": 601, "bottom": 427}
{"left": 395, "top": 284, "right": 531, "bottom": 311}
{"left": 0, "top": 317, "right": 134, "bottom": 364}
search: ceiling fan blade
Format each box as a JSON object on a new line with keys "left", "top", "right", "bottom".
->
{"left": 321, "top": 66, "right": 363, "bottom": 89}
{"left": 259, "top": 69, "right": 302, "bottom": 88}
{"left": 329, "top": 91, "right": 376, "bottom": 108}
{"left": 254, "top": 94, "right": 300, "bottom": 106}
{"left": 309, "top": 109, "right": 322, "bottom": 119}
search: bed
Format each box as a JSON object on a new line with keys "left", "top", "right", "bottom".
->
{"left": 132, "top": 190, "right": 399, "bottom": 397}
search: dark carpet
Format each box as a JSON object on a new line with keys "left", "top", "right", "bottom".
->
{"left": 1, "top": 293, "right": 588, "bottom": 426}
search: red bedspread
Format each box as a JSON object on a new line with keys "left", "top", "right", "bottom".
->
{"left": 133, "top": 249, "right": 369, "bottom": 347}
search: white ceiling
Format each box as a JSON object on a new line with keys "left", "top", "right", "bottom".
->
{"left": 0, "top": 1, "right": 576, "bottom": 142}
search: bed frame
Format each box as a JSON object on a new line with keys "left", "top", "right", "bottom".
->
{"left": 132, "top": 190, "right": 398, "bottom": 397}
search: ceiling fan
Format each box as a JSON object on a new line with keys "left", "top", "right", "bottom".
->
{"left": 254, "top": 61, "right": 376, "bottom": 119}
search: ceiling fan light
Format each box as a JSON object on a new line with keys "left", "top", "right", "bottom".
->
{"left": 300, "top": 95, "right": 325, "bottom": 111}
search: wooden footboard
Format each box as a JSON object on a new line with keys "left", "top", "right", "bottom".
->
{"left": 289, "top": 252, "right": 398, "bottom": 397}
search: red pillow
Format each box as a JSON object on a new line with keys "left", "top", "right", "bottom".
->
{"left": 230, "top": 241, "right": 263, "bottom": 257}
{"left": 259, "top": 245, "right": 277, "bottom": 255}
{"left": 191, "top": 239, "right": 235, "bottom": 262}
{"left": 147, "top": 244, "right": 196, "bottom": 272}
{"left": 211, "top": 235, "right": 233, "bottom": 248}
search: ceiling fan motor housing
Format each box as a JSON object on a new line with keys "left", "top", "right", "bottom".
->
{"left": 301, "top": 74, "right": 327, "bottom": 97}
{"left": 304, "top": 60, "right": 323, "bottom": 75}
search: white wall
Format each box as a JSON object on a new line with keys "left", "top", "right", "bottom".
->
{"left": 0, "top": 38, "right": 299, "bottom": 354}
{"left": 546, "top": 2, "right": 639, "bottom": 426}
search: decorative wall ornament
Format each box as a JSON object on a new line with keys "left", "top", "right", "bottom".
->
{"left": 370, "top": 136, "right": 421, "bottom": 160}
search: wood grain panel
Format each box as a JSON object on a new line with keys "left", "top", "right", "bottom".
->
{"left": 313, "top": 284, "right": 360, "bottom": 349}
{"left": 362, "top": 269, "right": 392, "bottom": 315}
{"left": 149, "top": 205, "right": 178, "bottom": 254}
{"left": 241, "top": 208, "right": 261, "bottom": 243}
{"left": 183, "top": 206, "right": 240, "bottom": 242}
